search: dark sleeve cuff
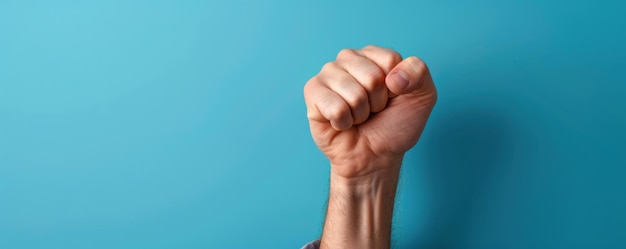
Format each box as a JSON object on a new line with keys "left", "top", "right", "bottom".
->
{"left": 301, "top": 239, "right": 320, "bottom": 249}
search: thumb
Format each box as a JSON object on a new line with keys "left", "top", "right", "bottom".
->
{"left": 385, "top": 56, "right": 429, "bottom": 95}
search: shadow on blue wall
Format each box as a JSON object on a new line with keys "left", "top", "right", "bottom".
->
{"left": 403, "top": 100, "right": 517, "bottom": 249}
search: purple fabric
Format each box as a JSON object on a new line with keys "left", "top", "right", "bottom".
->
{"left": 301, "top": 239, "right": 320, "bottom": 249}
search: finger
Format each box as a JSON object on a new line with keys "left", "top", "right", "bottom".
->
{"left": 359, "top": 45, "right": 403, "bottom": 74}
{"left": 386, "top": 56, "right": 430, "bottom": 95}
{"left": 304, "top": 79, "right": 353, "bottom": 131}
{"left": 320, "top": 61, "right": 371, "bottom": 125}
{"left": 336, "top": 48, "right": 388, "bottom": 113}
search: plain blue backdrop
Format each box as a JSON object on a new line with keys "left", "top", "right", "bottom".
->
{"left": 1, "top": 0, "right": 625, "bottom": 248}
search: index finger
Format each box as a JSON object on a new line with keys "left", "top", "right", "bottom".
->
{"left": 359, "top": 45, "right": 403, "bottom": 74}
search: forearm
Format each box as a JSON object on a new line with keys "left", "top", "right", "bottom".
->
{"left": 320, "top": 159, "right": 402, "bottom": 249}
{"left": 306, "top": 45, "right": 436, "bottom": 249}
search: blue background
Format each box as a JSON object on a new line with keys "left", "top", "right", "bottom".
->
{"left": 1, "top": 0, "right": 625, "bottom": 248}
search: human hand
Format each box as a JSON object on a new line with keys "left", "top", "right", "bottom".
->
{"left": 304, "top": 45, "right": 437, "bottom": 178}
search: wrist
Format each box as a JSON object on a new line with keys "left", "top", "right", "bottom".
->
{"left": 321, "top": 157, "right": 403, "bottom": 249}
{"left": 329, "top": 153, "right": 403, "bottom": 179}
{"left": 329, "top": 164, "right": 401, "bottom": 194}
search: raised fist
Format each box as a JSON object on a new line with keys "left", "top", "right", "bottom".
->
{"left": 304, "top": 45, "right": 437, "bottom": 178}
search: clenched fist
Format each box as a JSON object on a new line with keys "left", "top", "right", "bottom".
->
{"left": 304, "top": 45, "right": 437, "bottom": 178}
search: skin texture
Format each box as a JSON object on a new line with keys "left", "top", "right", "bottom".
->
{"left": 304, "top": 45, "right": 437, "bottom": 249}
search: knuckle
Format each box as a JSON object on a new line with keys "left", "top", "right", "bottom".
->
{"left": 362, "top": 44, "right": 381, "bottom": 50}
{"left": 327, "top": 103, "right": 350, "bottom": 121}
{"left": 303, "top": 79, "right": 322, "bottom": 107}
{"left": 381, "top": 50, "right": 403, "bottom": 70}
{"left": 320, "top": 61, "right": 338, "bottom": 73}
{"left": 334, "top": 74, "right": 355, "bottom": 88}
{"left": 386, "top": 50, "right": 403, "bottom": 63}
{"left": 361, "top": 68, "right": 385, "bottom": 88}
{"left": 346, "top": 88, "right": 368, "bottom": 108}
{"left": 336, "top": 48, "right": 357, "bottom": 61}
{"left": 303, "top": 81, "right": 324, "bottom": 120}
{"left": 303, "top": 79, "right": 316, "bottom": 97}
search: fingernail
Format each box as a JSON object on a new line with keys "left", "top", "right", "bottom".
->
{"left": 389, "top": 71, "right": 409, "bottom": 91}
